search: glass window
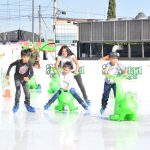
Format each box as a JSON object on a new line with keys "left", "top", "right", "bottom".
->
{"left": 103, "top": 44, "right": 113, "bottom": 56}
{"left": 131, "top": 44, "right": 142, "bottom": 57}
{"left": 144, "top": 43, "right": 150, "bottom": 57}
{"left": 79, "top": 43, "right": 90, "bottom": 58}
{"left": 118, "top": 44, "right": 128, "bottom": 57}
{"left": 91, "top": 43, "right": 102, "bottom": 58}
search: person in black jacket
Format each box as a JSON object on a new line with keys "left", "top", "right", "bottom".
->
{"left": 6, "top": 50, "right": 35, "bottom": 113}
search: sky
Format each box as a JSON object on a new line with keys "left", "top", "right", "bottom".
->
{"left": 0, "top": 0, "right": 150, "bottom": 39}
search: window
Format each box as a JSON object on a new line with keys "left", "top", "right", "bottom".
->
{"left": 144, "top": 43, "right": 150, "bottom": 57}
{"left": 118, "top": 45, "right": 128, "bottom": 57}
{"left": 131, "top": 44, "right": 142, "bottom": 57}
{"left": 79, "top": 43, "right": 90, "bottom": 58}
{"left": 91, "top": 43, "right": 102, "bottom": 58}
{"left": 103, "top": 44, "right": 113, "bottom": 56}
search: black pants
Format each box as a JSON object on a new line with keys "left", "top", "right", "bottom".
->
{"left": 74, "top": 74, "right": 88, "bottom": 100}
{"left": 14, "top": 79, "right": 30, "bottom": 105}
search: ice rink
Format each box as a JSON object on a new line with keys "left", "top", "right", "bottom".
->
{"left": 1, "top": 58, "right": 150, "bottom": 150}
{"left": 0, "top": 79, "right": 150, "bottom": 150}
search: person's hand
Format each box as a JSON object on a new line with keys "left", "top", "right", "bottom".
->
{"left": 5, "top": 75, "right": 10, "bottom": 80}
{"left": 122, "top": 70, "right": 128, "bottom": 77}
{"left": 63, "top": 87, "right": 69, "bottom": 91}
{"left": 57, "top": 71, "right": 60, "bottom": 76}
{"left": 123, "top": 72, "right": 127, "bottom": 76}
{"left": 74, "top": 70, "right": 79, "bottom": 76}
{"left": 103, "top": 67, "right": 109, "bottom": 75}
{"left": 24, "top": 77, "right": 29, "bottom": 81}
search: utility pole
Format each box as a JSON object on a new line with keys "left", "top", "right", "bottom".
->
{"left": 38, "top": 5, "right": 42, "bottom": 42}
{"left": 19, "top": 0, "right": 21, "bottom": 29}
{"left": 53, "top": 0, "right": 57, "bottom": 48}
{"left": 32, "top": 0, "right": 35, "bottom": 43}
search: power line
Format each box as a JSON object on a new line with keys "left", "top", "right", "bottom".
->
{"left": 41, "top": 16, "right": 53, "bottom": 32}
{"left": 0, "top": 0, "right": 32, "bottom": 5}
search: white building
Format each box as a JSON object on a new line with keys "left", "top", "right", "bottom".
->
{"left": 55, "top": 18, "right": 98, "bottom": 57}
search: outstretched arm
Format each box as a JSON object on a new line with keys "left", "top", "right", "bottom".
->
{"left": 55, "top": 57, "right": 61, "bottom": 75}
{"left": 6, "top": 61, "right": 17, "bottom": 76}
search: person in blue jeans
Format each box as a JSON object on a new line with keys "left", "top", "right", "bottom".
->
{"left": 100, "top": 52, "right": 127, "bottom": 115}
{"left": 6, "top": 50, "right": 35, "bottom": 113}
{"left": 44, "top": 61, "right": 88, "bottom": 110}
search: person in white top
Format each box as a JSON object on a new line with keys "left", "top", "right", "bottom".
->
{"left": 55, "top": 45, "right": 91, "bottom": 106}
{"left": 44, "top": 61, "right": 88, "bottom": 110}
{"left": 100, "top": 52, "right": 127, "bottom": 115}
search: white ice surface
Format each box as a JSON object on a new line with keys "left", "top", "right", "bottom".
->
{"left": 0, "top": 60, "right": 150, "bottom": 150}
{"left": 0, "top": 86, "right": 150, "bottom": 150}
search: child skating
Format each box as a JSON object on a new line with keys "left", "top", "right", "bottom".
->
{"left": 6, "top": 50, "right": 35, "bottom": 113}
{"left": 100, "top": 52, "right": 127, "bottom": 115}
{"left": 44, "top": 61, "right": 88, "bottom": 110}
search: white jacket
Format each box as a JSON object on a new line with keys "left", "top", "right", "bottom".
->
{"left": 60, "top": 72, "right": 74, "bottom": 89}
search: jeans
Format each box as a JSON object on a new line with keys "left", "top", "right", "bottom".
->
{"left": 74, "top": 74, "right": 88, "bottom": 100}
{"left": 101, "top": 82, "right": 116, "bottom": 109}
{"left": 47, "top": 88, "right": 84, "bottom": 105}
{"left": 14, "top": 79, "right": 30, "bottom": 105}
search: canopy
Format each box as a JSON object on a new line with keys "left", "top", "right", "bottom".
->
{"left": 22, "top": 41, "right": 56, "bottom": 51}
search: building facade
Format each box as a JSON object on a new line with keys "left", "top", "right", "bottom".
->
{"left": 79, "top": 17, "right": 150, "bottom": 59}
{"left": 55, "top": 18, "right": 98, "bottom": 57}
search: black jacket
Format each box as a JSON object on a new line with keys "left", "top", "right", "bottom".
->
{"left": 6, "top": 59, "right": 34, "bottom": 80}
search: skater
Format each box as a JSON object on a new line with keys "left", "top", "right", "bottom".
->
{"left": 55, "top": 45, "right": 91, "bottom": 106}
{"left": 6, "top": 50, "right": 35, "bottom": 113}
{"left": 100, "top": 52, "right": 127, "bottom": 115}
{"left": 33, "top": 61, "right": 41, "bottom": 92}
{"left": 44, "top": 61, "right": 88, "bottom": 110}
{"left": 29, "top": 45, "right": 40, "bottom": 65}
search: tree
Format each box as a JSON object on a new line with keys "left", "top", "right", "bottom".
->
{"left": 107, "top": 0, "right": 116, "bottom": 19}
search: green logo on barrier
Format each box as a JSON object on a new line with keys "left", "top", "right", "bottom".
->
{"left": 46, "top": 64, "right": 54, "bottom": 78}
{"left": 46, "top": 64, "right": 85, "bottom": 78}
{"left": 78, "top": 66, "right": 85, "bottom": 74}
{"left": 102, "top": 65, "right": 142, "bottom": 80}
{"left": 126, "top": 66, "right": 142, "bottom": 79}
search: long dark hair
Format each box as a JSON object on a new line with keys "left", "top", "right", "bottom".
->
{"left": 58, "top": 45, "right": 74, "bottom": 57}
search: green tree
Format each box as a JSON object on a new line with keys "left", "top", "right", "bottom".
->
{"left": 107, "top": 0, "right": 116, "bottom": 19}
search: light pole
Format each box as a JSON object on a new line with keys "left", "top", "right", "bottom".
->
{"left": 32, "top": 0, "right": 35, "bottom": 43}
{"left": 38, "top": 5, "right": 42, "bottom": 42}
{"left": 53, "top": 0, "right": 57, "bottom": 57}
{"left": 53, "top": 0, "right": 57, "bottom": 41}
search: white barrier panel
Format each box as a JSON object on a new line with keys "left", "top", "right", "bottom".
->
{"left": 39, "top": 60, "right": 150, "bottom": 114}
{"left": 1, "top": 59, "right": 150, "bottom": 115}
